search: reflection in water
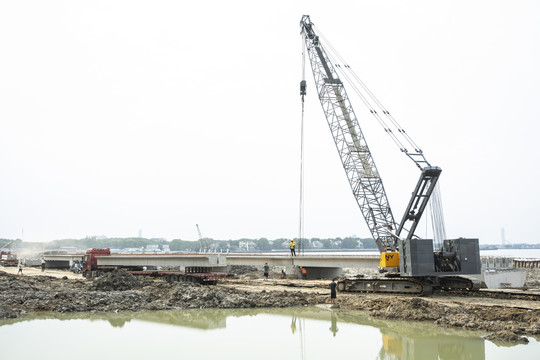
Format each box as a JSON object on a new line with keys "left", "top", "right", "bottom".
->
{"left": 0, "top": 307, "right": 536, "bottom": 360}
{"left": 376, "top": 325, "right": 484, "bottom": 360}
{"left": 329, "top": 312, "right": 339, "bottom": 337}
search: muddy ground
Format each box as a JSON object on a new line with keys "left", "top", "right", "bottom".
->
{"left": 1, "top": 266, "right": 540, "bottom": 343}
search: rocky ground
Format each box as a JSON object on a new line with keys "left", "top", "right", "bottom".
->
{"left": 526, "top": 268, "right": 540, "bottom": 287}
{"left": 0, "top": 268, "right": 322, "bottom": 317}
{"left": 2, "top": 265, "right": 540, "bottom": 344}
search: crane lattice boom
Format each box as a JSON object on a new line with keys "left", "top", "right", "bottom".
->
{"left": 300, "top": 15, "right": 396, "bottom": 252}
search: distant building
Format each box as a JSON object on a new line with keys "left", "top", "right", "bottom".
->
{"left": 312, "top": 241, "right": 323, "bottom": 249}
{"left": 238, "top": 241, "right": 255, "bottom": 251}
{"left": 88, "top": 235, "right": 108, "bottom": 240}
{"left": 145, "top": 245, "right": 160, "bottom": 253}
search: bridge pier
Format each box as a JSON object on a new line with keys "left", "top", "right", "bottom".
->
{"left": 287, "top": 265, "right": 342, "bottom": 280}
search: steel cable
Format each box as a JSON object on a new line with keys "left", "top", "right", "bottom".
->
{"left": 313, "top": 25, "right": 447, "bottom": 243}
{"left": 298, "top": 34, "right": 306, "bottom": 256}
{"left": 315, "top": 25, "right": 424, "bottom": 156}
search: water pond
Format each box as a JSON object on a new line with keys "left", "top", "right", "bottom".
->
{"left": 1, "top": 307, "right": 538, "bottom": 360}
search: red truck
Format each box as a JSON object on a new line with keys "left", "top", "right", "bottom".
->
{"left": 0, "top": 241, "right": 18, "bottom": 267}
{"left": 82, "top": 248, "right": 226, "bottom": 285}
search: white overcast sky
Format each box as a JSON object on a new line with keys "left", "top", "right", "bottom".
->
{"left": 1, "top": 1, "right": 539, "bottom": 244}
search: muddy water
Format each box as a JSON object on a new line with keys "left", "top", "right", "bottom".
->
{"left": 0, "top": 307, "right": 538, "bottom": 360}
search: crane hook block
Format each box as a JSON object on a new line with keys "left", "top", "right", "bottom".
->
{"left": 300, "top": 80, "right": 307, "bottom": 96}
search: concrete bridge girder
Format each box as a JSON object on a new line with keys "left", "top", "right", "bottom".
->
{"left": 42, "top": 255, "right": 84, "bottom": 269}
{"left": 96, "top": 255, "right": 227, "bottom": 268}
{"left": 43, "top": 253, "right": 381, "bottom": 278}
{"left": 225, "top": 255, "right": 380, "bottom": 269}
{"left": 226, "top": 254, "right": 379, "bottom": 280}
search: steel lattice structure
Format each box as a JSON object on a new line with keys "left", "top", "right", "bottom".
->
{"left": 300, "top": 15, "right": 396, "bottom": 252}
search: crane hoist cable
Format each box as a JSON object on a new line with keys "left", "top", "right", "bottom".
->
{"left": 298, "top": 33, "right": 307, "bottom": 256}
{"left": 429, "top": 183, "right": 447, "bottom": 248}
{"left": 313, "top": 24, "right": 428, "bottom": 169}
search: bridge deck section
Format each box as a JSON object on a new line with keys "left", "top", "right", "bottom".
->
{"left": 43, "top": 252, "right": 380, "bottom": 269}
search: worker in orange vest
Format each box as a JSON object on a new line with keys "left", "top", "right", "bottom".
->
{"left": 300, "top": 266, "right": 307, "bottom": 280}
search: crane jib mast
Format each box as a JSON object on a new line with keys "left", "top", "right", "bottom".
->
{"left": 300, "top": 15, "right": 480, "bottom": 285}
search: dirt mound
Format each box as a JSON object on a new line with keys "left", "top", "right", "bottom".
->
{"left": 227, "top": 265, "right": 261, "bottom": 279}
{"left": 0, "top": 305, "right": 21, "bottom": 318}
{"left": 90, "top": 269, "right": 144, "bottom": 291}
{"left": 484, "top": 330, "right": 529, "bottom": 344}
{"left": 0, "top": 270, "right": 322, "bottom": 317}
{"left": 167, "top": 283, "right": 315, "bottom": 309}
{"left": 526, "top": 268, "right": 540, "bottom": 287}
{"left": 229, "top": 265, "right": 259, "bottom": 275}
{"left": 339, "top": 294, "right": 540, "bottom": 342}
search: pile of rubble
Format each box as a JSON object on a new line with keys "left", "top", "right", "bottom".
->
{"left": 227, "top": 265, "right": 261, "bottom": 279}
{"left": 338, "top": 295, "right": 540, "bottom": 343}
{"left": 0, "top": 270, "right": 320, "bottom": 319}
{"left": 90, "top": 269, "right": 146, "bottom": 291}
{"left": 167, "top": 283, "right": 314, "bottom": 308}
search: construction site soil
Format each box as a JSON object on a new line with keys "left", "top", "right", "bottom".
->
{"left": 2, "top": 266, "right": 540, "bottom": 344}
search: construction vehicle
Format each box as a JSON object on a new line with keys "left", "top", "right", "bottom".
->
{"left": 82, "top": 248, "right": 226, "bottom": 284}
{"left": 196, "top": 224, "right": 217, "bottom": 252}
{"left": 299, "top": 15, "right": 480, "bottom": 294}
{"left": 0, "top": 241, "right": 18, "bottom": 267}
{"left": 197, "top": 224, "right": 207, "bottom": 251}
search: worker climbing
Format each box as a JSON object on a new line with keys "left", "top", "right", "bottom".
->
{"left": 290, "top": 239, "right": 296, "bottom": 256}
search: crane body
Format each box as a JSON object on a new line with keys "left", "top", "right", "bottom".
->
{"left": 300, "top": 15, "right": 480, "bottom": 294}
{"left": 196, "top": 224, "right": 216, "bottom": 252}
{"left": 196, "top": 224, "right": 208, "bottom": 252}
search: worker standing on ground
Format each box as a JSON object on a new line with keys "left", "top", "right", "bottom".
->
{"left": 329, "top": 278, "right": 337, "bottom": 304}
{"left": 17, "top": 262, "right": 23, "bottom": 276}
{"left": 41, "top": 259, "right": 45, "bottom": 272}
{"left": 290, "top": 239, "right": 297, "bottom": 256}
{"left": 263, "top": 262, "right": 269, "bottom": 280}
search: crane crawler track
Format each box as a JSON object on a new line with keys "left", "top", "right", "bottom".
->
{"left": 438, "top": 276, "right": 475, "bottom": 291}
{"left": 337, "top": 276, "right": 477, "bottom": 296}
{"left": 338, "top": 277, "right": 427, "bottom": 295}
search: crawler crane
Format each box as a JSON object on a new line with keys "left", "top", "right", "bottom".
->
{"left": 300, "top": 15, "right": 480, "bottom": 294}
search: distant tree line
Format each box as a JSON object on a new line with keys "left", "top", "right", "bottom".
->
{"left": 173, "top": 236, "right": 378, "bottom": 252}
{"left": 1, "top": 237, "right": 161, "bottom": 250}
{"left": 1, "top": 236, "right": 378, "bottom": 252}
